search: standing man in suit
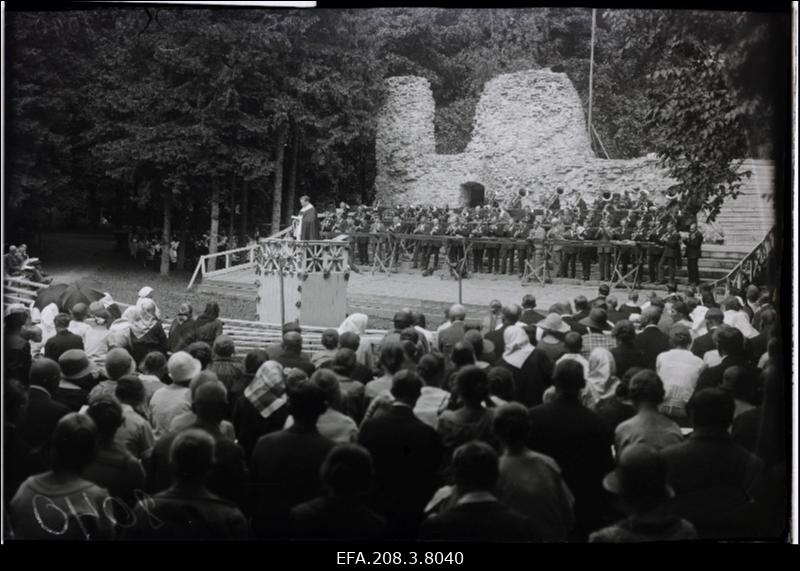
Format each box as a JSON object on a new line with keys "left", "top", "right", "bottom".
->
{"left": 683, "top": 223, "right": 704, "bottom": 286}
{"left": 359, "top": 371, "right": 443, "bottom": 539}
{"left": 438, "top": 304, "right": 467, "bottom": 358}
{"left": 661, "top": 223, "right": 681, "bottom": 286}
{"left": 634, "top": 306, "right": 671, "bottom": 370}
{"left": 647, "top": 223, "right": 665, "bottom": 284}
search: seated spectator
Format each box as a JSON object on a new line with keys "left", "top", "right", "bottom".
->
{"left": 463, "top": 329, "right": 495, "bottom": 369}
{"left": 329, "top": 348, "right": 367, "bottom": 424}
{"left": 232, "top": 360, "right": 291, "bottom": 461}
{"left": 438, "top": 304, "right": 467, "bottom": 358}
{"left": 695, "top": 326, "right": 755, "bottom": 394}
{"left": 83, "top": 397, "right": 146, "bottom": 509}
{"left": 438, "top": 366, "right": 498, "bottom": 461}
{"left": 9, "top": 413, "right": 113, "bottom": 540}
{"left": 167, "top": 302, "right": 198, "bottom": 354}
{"left": 338, "top": 314, "right": 374, "bottom": 370}
{"left": 114, "top": 375, "right": 155, "bottom": 460}
{"left": 88, "top": 347, "right": 135, "bottom": 404}
{"left": 365, "top": 342, "right": 405, "bottom": 401}
{"left": 150, "top": 381, "right": 247, "bottom": 508}
{"left": 690, "top": 307, "right": 724, "bottom": 359}
{"left": 594, "top": 367, "right": 639, "bottom": 431}
{"left": 555, "top": 331, "right": 590, "bottom": 378}
{"left": 520, "top": 294, "right": 545, "bottom": 325}
{"left": 494, "top": 403, "right": 575, "bottom": 541}
{"left": 359, "top": 370, "right": 443, "bottom": 539}
{"left": 610, "top": 320, "right": 647, "bottom": 380}
{"left": 250, "top": 379, "right": 336, "bottom": 539}
{"left": 168, "top": 371, "right": 236, "bottom": 439}
{"left": 19, "top": 358, "right": 70, "bottom": 455}
{"left": 661, "top": 389, "right": 765, "bottom": 539}
{"left": 589, "top": 445, "right": 697, "bottom": 542}
{"left": 285, "top": 369, "right": 358, "bottom": 443}
{"left": 129, "top": 298, "right": 168, "bottom": 366}
{"left": 615, "top": 370, "right": 683, "bottom": 455}
{"left": 337, "top": 333, "right": 374, "bottom": 383}
{"left": 209, "top": 335, "right": 245, "bottom": 407}
{"left": 498, "top": 324, "right": 553, "bottom": 407}
{"left": 312, "top": 329, "right": 340, "bottom": 369}
{"left": 195, "top": 302, "right": 224, "bottom": 346}
{"left": 124, "top": 429, "right": 249, "bottom": 540}
{"left": 619, "top": 292, "right": 641, "bottom": 316}
{"left": 487, "top": 366, "right": 515, "bottom": 407}
{"left": 633, "top": 306, "right": 670, "bottom": 370}
{"left": 670, "top": 301, "right": 694, "bottom": 333}
{"left": 55, "top": 350, "right": 97, "bottom": 411}
{"left": 401, "top": 338, "right": 421, "bottom": 372}
{"left": 84, "top": 303, "right": 111, "bottom": 368}
{"left": 266, "top": 321, "right": 304, "bottom": 361}
{"left": 535, "top": 313, "right": 570, "bottom": 363}
{"left": 444, "top": 341, "right": 477, "bottom": 390}
{"left": 745, "top": 307, "right": 776, "bottom": 365}
{"left": 720, "top": 366, "right": 758, "bottom": 419}
{"left": 584, "top": 348, "right": 620, "bottom": 410}
{"left": 44, "top": 313, "right": 84, "bottom": 363}
{"left": 420, "top": 441, "right": 535, "bottom": 542}
{"left": 68, "top": 303, "right": 91, "bottom": 342}
{"left": 106, "top": 306, "right": 138, "bottom": 353}
{"left": 187, "top": 340, "right": 213, "bottom": 370}
{"left": 414, "top": 353, "right": 450, "bottom": 428}
{"left": 5, "top": 304, "right": 32, "bottom": 384}
{"left": 290, "top": 444, "right": 387, "bottom": 540}
{"left": 527, "top": 360, "right": 615, "bottom": 538}
{"left": 138, "top": 351, "right": 168, "bottom": 403}
{"left": 150, "top": 351, "right": 201, "bottom": 437}
{"left": 579, "top": 308, "right": 616, "bottom": 358}
{"left": 656, "top": 325, "right": 706, "bottom": 422}
{"left": 722, "top": 296, "right": 759, "bottom": 340}
{"left": 273, "top": 331, "right": 315, "bottom": 377}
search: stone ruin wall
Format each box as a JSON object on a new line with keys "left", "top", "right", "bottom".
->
{"left": 374, "top": 69, "right": 675, "bottom": 208}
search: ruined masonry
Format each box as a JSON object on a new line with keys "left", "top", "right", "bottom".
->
{"left": 374, "top": 69, "right": 676, "bottom": 207}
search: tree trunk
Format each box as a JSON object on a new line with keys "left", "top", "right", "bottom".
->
{"left": 284, "top": 118, "right": 299, "bottom": 227}
{"left": 208, "top": 178, "right": 220, "bottom": 271}
{"left": 228, "top": 173, "right": 236, "bottom": 239}
{"left": 271, "top": 122, "right": 288, "bottom": 236}
{"left": 240, "top": 178, "right": 249, "bottom": 241}
{"left": 160, "top": 190, "right": 172, "bottom": 275}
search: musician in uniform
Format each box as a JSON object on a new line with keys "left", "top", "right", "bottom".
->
{"left": 370, "top": 216, "right": 388, "bottom": 266}
{"left": 510, "top": 217, "right": 530, "bottom": 277}
{"left": 578, "top": 223, "right": 596, "bottom": 281}
{"left": 683, "top": 222, "right": 704, "bottom": 286}
{"left": 412, "top": 215, "right": 432, "bottom": 270}
{"left": 561, "top": 223, "right": 578, "bottom": 279}
{"left": 469, "top": 217, "right": 487, "bottom": 274}
{"left": 662, "top": 222, "right": 681, "bottom": 286}
{"left": 484, "top": 215, "right": 503, "bottom": 274}
{"left": 529, "top": 220, "right": 548, "bottom": 281}
{"left": 646, "top": 216, "right": 665, "bottom": 284}
{"left": 354, "top": 207, "right": 371, "bottom": 265}
{"left": 548, "top": 220, "right": 565, "bottom": 278}
{"left": 596, "top": 211, "right": 613, "bottom": 282}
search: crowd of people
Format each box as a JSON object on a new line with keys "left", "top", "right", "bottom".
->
{"left": 124, "top": 231, "right": 258, "bottom": 272}
{"left": 319, "top": 193, "right": 713, "bottom": 285}
{"left": 3, "top": 278, "right": 786, "bottom": 541}
{"left": 4, "top": 243, "right": 51, "bottom": 284}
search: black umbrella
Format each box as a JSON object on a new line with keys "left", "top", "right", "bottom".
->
{"left": 34, "top": 280, "right": 105, "bottom": 313}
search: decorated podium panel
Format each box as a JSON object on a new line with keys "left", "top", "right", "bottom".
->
{"left": 254, "top": 237, "right": 350, "bottom": 327}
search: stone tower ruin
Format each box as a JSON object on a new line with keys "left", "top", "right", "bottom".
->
{"left": 374, "top": 69, "right": 673, "bottom": 207}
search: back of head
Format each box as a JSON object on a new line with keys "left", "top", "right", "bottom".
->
{"left": 606, "top": 296, "right": 618, "bottom": 310}
{"left": 745, "top": 284, "right": 760, "bottom": 303}
{"left": 688, "top": 388, "right": 735, "bottom": 430}
{"left": 641, "top": 306, "right": 662, "bottom": 327}
{"left": 202, "top": 302, "right": 220, "bottom": 320}
{"left": 282, "top": 321, "right": 302, "bottom": 335}
{"left": 553, "top": 359, "right": 586, "bottom": 397}
{"left": 87, "top": 397, "right": 124, "bottom": 442}
{"left": 715, "top": 325, "right": 744, "bottom": 356}
{"left": 54, "top": 313, "right": 71, "bottom": 330}
{"left": 487, "top": 366, "right": 515, "bottom": 401}
{"left": 502, "top": 304, "right": 521, "bottom": 325}
{"left": 704, "top": 307, "right": 724, "bottom": 327}
{"left": 400, "top": 327, "right": 419, "bottom": 345}
{"left": 452, "top": 441, "right": 499, "bottom": 493}
{"left": 392, "top": 309, "right": 414, "bottom": 331}
{"left": 574, "top": 295, "right": 589, "bottom": 312}
{"left": 189, "top": 370, "right": 221, "bottom": 400}
{"left": 51, "top": 413, "right": 97, "bottom": 473}
{"left": 668, "top": 324, "right": 692, "bottom": 349}
{"left": 332, "top": 348, "right": 357, "bottom": 375}
{"left": 449, "top": 304, "right": 466, "bottom": 322}
{"left": 283, "top": 331, "right": 303, "bottom": 354}
{"left": 722, "top": 366, "right": 756, "bottom": 403}
{"left": 455, "top": 365, "right": 489, "bottom": 406}
{"left": 379, "top": 341, "right": 406, "bottom": 374}
{"left": 563, "top": 331, "right": 583, "bottom": 354}
{"left": 338, "top": 331, "right": 360, "bottom": 352}
{"left": 71, "top": 303, "right": 88, "bottom": 322}
{"left": 321, "top": 329, "right": 339, "bottom": 350}
{"left": 287, "top": 379, "right": 327, "bottom": 424}
{"left": 628, "top": 370, "right": 665, "bottom": 406}
{"left": 310, "top": 368, "right": 341, "bottom": 408}
{"left": 723, "top": 296, "right": 742, "bottom": 312}
{"left": 212, "top": 334, "right": 236, "bottom": 358}
{"left": 628, "top": 292, "right": 639, "bottom": 303}
{"left": 521, "top": 294, "right": 536, "bottom": 309}
{"left": 417, "top": 353, "right": 445, "bottom": 387}
{"left": 451, "top": 341, "right": 476, "bottom": 369}
{"left": 493, "top": 402, "right": 529, "bottom": 446}
{"left": 612, "top": 320, "right": 636, "bottom": 344}
{"left": 141, "top": 351, "right": 167, "bottom": 377}
{"left": 115, "top": 374, "right": 146, "bottom": 406}
{"left": 598, "top": 284, "right": 610, "bottom": 297}
{"left": 29, "top": 357, "right": 61, "bottom": 392}
{"left": 759, "top": 307, "right": 777, "bottom": 330}
{"left": 193, "top": 380, "right": 228, "bottom": 424}
{"left": 463, "top": 329, "right": 485, "bottom": 358}
{"left": 170, "top": 428, "right": 215, "bottom": 484}
{"left": 321, "top": 444, "right": 374, "bottom": 498}
{"left": 672, "top": 301, "right": 690, "bottom": 320}
{"left": 413, "top": 311, "right": 427, "bottom": 329}
{"left": 187, "top": 341, "right": 213, "bottom": 369}
{"left": 390, "top": 369, "right": 423, "bottom": 404}
{"left": 105, "top": 348, "right": 134, "bottom": 381}
{"left": 244, "top": 349, "right": 269, "bottom": 375}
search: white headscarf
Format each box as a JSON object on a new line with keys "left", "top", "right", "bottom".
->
{"left": 39, "top": 303, "right": 60, "bottom": 344}
{"left": 502, "top": 325, "right": 535, "bottom": 369}
{"left": 584, "top": 347, "right": 618, "bottom": 407}
{"left": 131, "top": 298, "right": 159, "bottom": 338}
{"left": 338, "top": 313, "right": 368, "bottom": 336}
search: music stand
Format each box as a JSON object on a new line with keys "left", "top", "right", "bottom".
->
{"left": 608, "top": 241, "right": 642, "bottom": 291}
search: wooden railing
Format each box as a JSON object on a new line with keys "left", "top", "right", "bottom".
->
{"left": 3, "top": 276, "right": 47, "bottom": 307}
{"left": 711, "top": 225, "right": 776, "bottom": 295}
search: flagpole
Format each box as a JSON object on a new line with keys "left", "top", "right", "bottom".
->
{"left": 588, "top": 8, "right": 597, "bottom": 147}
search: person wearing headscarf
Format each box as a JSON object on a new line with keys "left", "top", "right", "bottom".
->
{"left": 583, "top": 348, "right": 620, "bottom": 411}
{"left": 338, "top": 313, "right": 374, "bottom": 370}
{"left": 107, "top": 306, "right": 139, "bottom": 353}
{"left": 129, "top": 298, "right": 168, "bottom": 366}
{"left": 498, "top": 325, "right": 554, "bottom": 407}
{"left": 196, "top": 302, "right": 224, "bottom": 346}
{"left": 167, "top": 302, "right": 198, "bottom": 354}
{"left": 39, "top": 303, "right": 60, "bottom": 347}
{"left": 232, "top": 361, "right": 291, "bottom": 461}
{"left": 136, "top": 286, "right": 161, "bottom": 319}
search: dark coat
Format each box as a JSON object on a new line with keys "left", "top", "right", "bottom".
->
{"left": 527, "top": 397, "right": 614, "bottom": 535}
{"left": 498, "top": 350, "right": 554, "bottom": 407}
{"left": 695, "top": 355, "right": 757, "bottom": 395}
{"left": 610, "top": 344, "right": 648, "bottom": 379}
{"left": 167, "top": 319, "right": 198, "bottom": 353}
{"left": 250, "top": 425, "right": 335, "bottom": 538}
{"left": 5, "top": 334, "right": 31, "bottom": 385}
{"left": 633, "top": 326, "right": 671, "bottom": 370}
{"left": 18, "top": 387, "right": 70, "bottom": 452}
{"left": 358, "top": 405, "right": 443, "bottom": 537}
{"left": 300, "top": 206, "right": 321, "bottom": 241}
{"left": 745, "top": 332, "right": 769, "bottom": 365}
{"left": 520, "top": 309, "right": 546, "bottom": 326}
{"left": 420, "top": 500, "right": 536, "bottom": 542}
{"left": 272, "top": 350, "right": 316, "bottom": 377}
{"left": 661, "top": 430, "right": 764, "bottom": 539}
{"left": 683, "top": 231, "right": 704, "bottom": 259}
{"left": 232, "top": 399, "right": 291, "bottom": 462}
{"left": 662, "top": 231, "right": 681, "bottom": 260}
{"left": 290, "top": 495, "right": 388, "bottom": 541}
{"left": 438, "top": 322, "right": 466, "bottom": 357}
{"left": 606, "top": 310, "right": 628, "bottom": 324}
{"left": 44, "top": 331, "right": 84, "bottom": 362}
{"left": 484, "top": 324, "right": 509, "bottom": 358}
{"left": 130, "top": 322, "right": 168, "bottom": 366}
{"left": 195, "top": 317, "right": 224, "bottom": 346}
{"left": 618, "top": 304, "right": 642, "bottom": 316}
{"left": 691, "top": 329, "right": 718, "bottom": 359}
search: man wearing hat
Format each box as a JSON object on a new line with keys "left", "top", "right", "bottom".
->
{"left": 149, "top": 351, "right": 202, "bottom": 436}
{"left": 589, "top": 445, "right": 697, "bottom": 542}
{"left": 55, "top": 349, "right": 98, "bottom": 411}
{"left": 535, "top": 313, "right": 571, "bottom": 363}
{"left": 44, "top": 313, "right": 84, "bottom": 362}
{"left": 579, "top": 308, "right": 616, "bottom": 359}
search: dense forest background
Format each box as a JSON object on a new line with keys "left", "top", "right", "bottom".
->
{"left": 4, "top": 7, "right": 789, "bottom": 273}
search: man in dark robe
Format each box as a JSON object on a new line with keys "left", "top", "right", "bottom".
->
{"left": 296, "top": 195, "right": 320, "bottom": 241}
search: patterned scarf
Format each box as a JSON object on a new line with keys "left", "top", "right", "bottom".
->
{"left": 244, "top": 361, "right": 286, "bottom": 419}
